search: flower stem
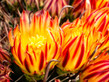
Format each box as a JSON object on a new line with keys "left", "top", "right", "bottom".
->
{"left": 59, "top": 5, "right": 74, "bottom": 24}
{"left": 43, "top": 59, "right": 59, "bottom": 82}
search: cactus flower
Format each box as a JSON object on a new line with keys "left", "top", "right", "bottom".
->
{"left": 83, "top": 7, "right": 109, "bottom": 35}
{"left": 57, "top": 17, "right": 104, "bottom": 72}
{"left": 8, "top": 10, "right": 62, "bottom": 75}
{"left": 72, "top": 0, "right": 109, "bottom": 18}
{"left": 90, "top": 0, "right": 109, "bottom": 10}
{"left": 57, "top": 19, "right": 88, "bottom": 72}
{"left": 83, "top": 7, "right": 109, "bottom": 58}
{"left": 80, "top": 50, "right": 109, "bottom": 82}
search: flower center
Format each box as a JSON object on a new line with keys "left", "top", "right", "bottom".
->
{"left": 29, "top": 35, "right": 46, "bottom": 48}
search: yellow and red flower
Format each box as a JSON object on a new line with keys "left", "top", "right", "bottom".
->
{"left": 90, "top": 0, "right": 109, "bottom": 10}
{"left": 44, "top": 0, "right": 69, "bottom": 17}
{"left": 8, "top": 10, "right": 63, "bottom": 75}
{"left": 57, "top": 19, "right": 88, "bottom": 72}
{"left": 80, "top": 50, "right": 109, "bottom": 82}
{"left": 83, "top": 7, "right": 109, "bottom": 58}
{"left": 57, "top": 15, "right": 104, "bottom": 72}
{"left": 72, "top": 0, "right": 109, "bottom": 18}
{"left": 83, "top": 7, "right": 109, "bottom": 35}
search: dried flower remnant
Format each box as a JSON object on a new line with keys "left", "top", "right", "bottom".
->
{"left": 72, "top": 0, "right": 91, "bottom": 18}
{"left": 0, "top": 64, "right": 11, "bottom": 82}
{"left": 0, "top": 47, "right": 11, "bottom": 82}
{"left": 5, "top": 0, "right": 21, "bottom": 6}
{"left": 24, "top": 0, "right": 44, "bottom": 10}
{"left": 0, "top": 47, "right": 11, "bottom": 64}
{"left": 44, "top": 0, "right": 69, "bottom": 17}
